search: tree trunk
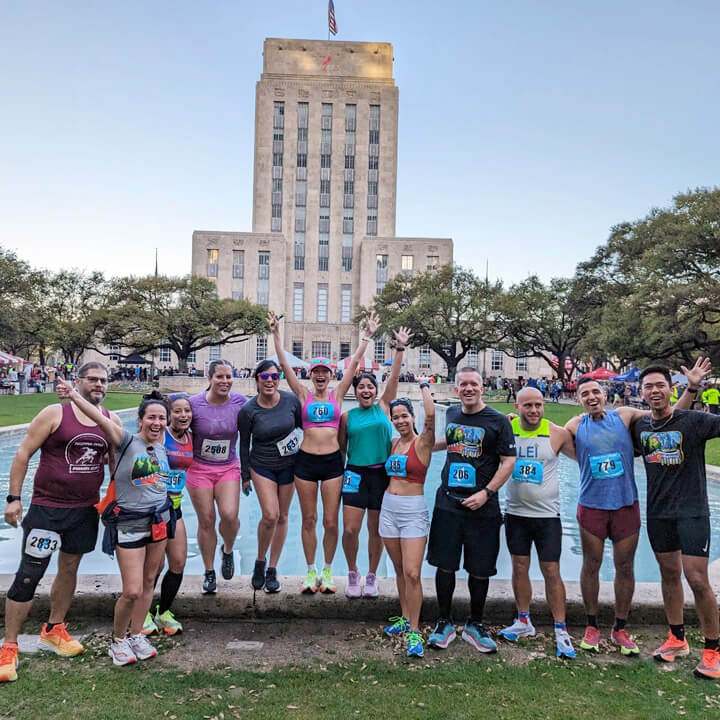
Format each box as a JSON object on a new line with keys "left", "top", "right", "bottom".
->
{"left": 178, "top": 354, "right": 188, "bottom": 373}
{"left": 446, "top": 359, "right": 458, "bottom": 382}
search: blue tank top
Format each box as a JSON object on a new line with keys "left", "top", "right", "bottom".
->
{"left": 576, "top": 409, "right": 637, "bottom": 510}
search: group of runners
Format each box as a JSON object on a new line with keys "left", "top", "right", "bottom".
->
{"left": 1, "top": 319, "right": 719, "bottom": 682}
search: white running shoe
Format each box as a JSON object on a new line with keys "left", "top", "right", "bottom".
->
{"left": 498, "top": 617, "right": 536, "bottom": 641}
{"left": 555, "top": 629, "right": 576, "bottom": 659}
{"left": 363, "top": 572, "right": 379, "bottom": 598}
{"left": 108, "top": 637, "right": 137, "bottom": 666}
{"left": 346, "top": 570, "right": 362, "bottom": 598}
{"left": 127, "top": 633, "right": 158, "bottom": 660}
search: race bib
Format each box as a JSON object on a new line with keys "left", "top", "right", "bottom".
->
{"left": 166, "top": 469, "right": 186, "bottom": 493}
{"left": 589, "top": 452, "right": 624, "bottom": 480}
{"left": 25, "top": 528, "right": 61, "bottom": 559}
{"left": 307, "top": 402, "right": 335, "bottom": 423}
{"left": 201, "top": 438, "right": 230, "bottom": 461}
{"left": 276, "top": 428, "right": 302, "bottom": 456}
{"left": 385, "top": 454, "right": 408, "bottom": 477}
{"left": 343, "top": 470, "right": 362, "bottom": 493}
{"left": 512, "top": 459, "right": 544, "bottom": 485}
{"left": 448, "top": 462, "right": 476, "bottom": 488}
{"left": 117, "top": 528, "right": 151, "bottom": 544}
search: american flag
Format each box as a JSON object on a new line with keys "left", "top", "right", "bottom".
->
{"left": 328, "top": 0, "right": 338, "bottom": 36}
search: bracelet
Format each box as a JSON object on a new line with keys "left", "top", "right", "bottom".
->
{"left": 419, "top": 382, "right": 430, "bottom": 389}
{"left": 688, "top": 386, "right": 699, "bottom": 393}
{"left": 396, "top": 346, "right": 405, "bottom": 352}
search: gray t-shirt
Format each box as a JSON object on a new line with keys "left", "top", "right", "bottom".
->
{"left": 114, "top": 431, "right": 169, "bottom": 512}
{"left": 238, "top": 391, "right": 303, "bottom": 481}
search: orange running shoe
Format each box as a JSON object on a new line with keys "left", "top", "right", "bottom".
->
{"left": 39, "top": 623, "right": 84, "bottom": 657}
{"left": 610, "top": 628, "right": 640, "bottom": 656}
{"left": 652, "top": 630, "right": 690, "bottom": 663}
{"left": 579, "top": 625, "right": 601, "bottom": 653}
{"left": 694, "top": 648, "right": 720, "bottom": 680}
{"left": 0, "top": 643, "right": 19, "bottom": 683}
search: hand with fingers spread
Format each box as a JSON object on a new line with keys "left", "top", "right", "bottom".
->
{"left": 364, "top": 312, "right": 379, "bottom": 338}
{"left": 268, "top": 311, "right": 280, "bottom": 337}
{"left": 681, "top": 357, "right": 712, "bottom": 389}
{"left": 393, "top": 326, "right": 413, "bottom": 348}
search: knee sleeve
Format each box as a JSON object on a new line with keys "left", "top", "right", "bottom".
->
{"left": 7, "top": 554, "right": 51, "bottom": 602}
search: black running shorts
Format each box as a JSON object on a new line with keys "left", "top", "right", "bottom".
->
{"left": 504, "top": 514, "right": 562, "bottom": 563}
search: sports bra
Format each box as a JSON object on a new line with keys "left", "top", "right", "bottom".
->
{"left": 385, "top": 438, "right": 428, "bottom": 485}
{"left": 301, "top": 391, "right": 342, "bottom": 430}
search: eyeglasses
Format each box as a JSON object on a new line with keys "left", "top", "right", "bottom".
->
{"left": 168, "top": 392, "right": 189, "bottom": 400}
{"left": 79, "top": 376, "right": 108, "bottom": 385}
{"left": 258, "top": 372, "right": 281, "bottom": 381}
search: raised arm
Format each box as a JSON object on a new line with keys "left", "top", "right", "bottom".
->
{"left": 336, "top": 312, "right": 379, "bottom": 399}
{"left": 268, "top": 311, "right": 306, "bottom": 400}
{"left": 379, "top": 326, "right": 413, "bottom": 411}
{"left": 55, "top": 377, "right": 124, "bottom": 447}
{"left": 415, "top": 383, "right": 436, "bottom": 464}
{"left": 675, "top": 356, "right": 712, "bottom": 410}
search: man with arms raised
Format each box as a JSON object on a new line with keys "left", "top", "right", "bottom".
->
{"left": 565, "top": 360, "right": 706, "bottom": 656}
{"left": 498, "top": 387, "right": 577, "bottom": 658}
{"left": 632, "top": 364, "right": 720, "bottom": 680}
{"left": 0, "top": 362, "right": 121, "bottom": 683}
{"left": 427, "top": 367, "right": 516, "bottom": 653}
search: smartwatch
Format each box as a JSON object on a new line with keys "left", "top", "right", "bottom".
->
{"left": 6, "top": 494, "right": 21, "bottom": 504}
{"left": 483, "top": 487, "right": 497, "bottom": 500}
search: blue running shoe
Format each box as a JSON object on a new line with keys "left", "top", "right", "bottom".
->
{"left": 383, "top": 616, "right": 410, "bottom": 637}
{"left": 406, "top": 631, "right": 424, "bottom": 658}
{"left": 461, "top": 621, "right": 497, "bottom": 653}
{"left": 428, "top": 618, "right": 456, "bottom": 649}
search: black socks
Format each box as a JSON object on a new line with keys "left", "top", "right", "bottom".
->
{"left": 435, "top": 569, "right": 456, "bottom": 619}
{"left": 468, "top": 576, "right": 489, "bottom": 624}
{"left": 159, "top": 571, "right": 184, "bottom": 615}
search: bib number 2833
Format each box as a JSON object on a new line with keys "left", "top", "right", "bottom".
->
{"left": 25, "top": 528, "right": 62, "bottom": 559}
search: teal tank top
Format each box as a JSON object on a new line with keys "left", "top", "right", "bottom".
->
{"left": 346, "top": 404, "right": 393, "bottom": 466}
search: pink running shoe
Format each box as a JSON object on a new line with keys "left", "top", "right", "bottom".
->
{"left": 363, "top": 572, "right": 379, "bottom": 598}
{"left": 346, "top": 570, "right": 361, "bottom": 598}
{"left": 610, "top": 628, "right": 639, "bottom": 656}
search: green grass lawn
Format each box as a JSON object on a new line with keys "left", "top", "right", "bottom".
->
{"left": 2, "top": 655, "right": 719, "bottom": 720}
{"left": 0, "top": 393, "right": 141, "bottom": 426}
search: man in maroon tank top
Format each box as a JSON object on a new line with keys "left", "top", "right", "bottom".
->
{"left": 0, "top": 362, "right": 121, "bottom": 683}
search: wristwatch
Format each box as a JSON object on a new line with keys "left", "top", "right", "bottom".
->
{"left": 419, "top": 382, "right": 430, "bottom": 389}
{"left": 483, "top": 487, "right": 497, "bottom": 499}
{"left": 6, "top": 494, "right": 21, "bottom": 504}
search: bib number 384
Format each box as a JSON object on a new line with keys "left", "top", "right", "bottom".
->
{"left": 25, "top": 528, "right": 62, "bottom": 559}
{"left": 448, "top": 462, "right": 476, "bottom": 488}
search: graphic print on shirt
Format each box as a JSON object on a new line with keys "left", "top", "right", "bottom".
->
{"left": 446, "top": 423, "right": 485, "bottom": 458}
{"left": 131, "top": 453, "right": 170, "bottom": 489}
{"left": 64, "top": 433, "right": 108, "bottom": 473}
{"left": 640, "top": 430, "right": 684, "bottom": 466}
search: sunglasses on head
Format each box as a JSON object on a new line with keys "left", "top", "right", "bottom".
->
{"left": 168, "top": 392, "right": 189, "bottom": 400}
{"left": 258, "top": 372, "right": 281, "bottom": 381}
{"left": 389, "top": 398, "right": 413, "bottom": 410}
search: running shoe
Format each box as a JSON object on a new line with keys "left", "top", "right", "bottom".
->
{"left": 345, "top": 570, "right": 361, "bottom": 598}
{"left": 461, "top": 621, "right": 497, "bottom": 654}
{"left": 127, "top": 633, "right": 158, "bottom": 661}
{"left": 383, "top": 616, "right": 410, "bottom": 637}
{"left": 108, "top": 637, "right": 137, "bottom": 667}
{"left": 555, "top": 629, "right": 576, "bottom": 659}
{"left": 653, "top": 631, "right": 690, "bottom": 663}
{"left": 264, "top": 567, "right": 281, "bottom": 593}
{"left": 38, "top": 623, "right": 84, "bottom": 656}
{"left": 0, "top": 643, "right": 19, "bottom": 683}
{"left": 580, "top": 625, "right": 601, "bottom": 653}
{"left": 363, "top": 572, "right": 379, "bottom": 598}
{"left": 694, "top": 648, "right": 720, "bottom": 679}
{"left": 141, "top": 613, "right": 158, "bottom": 635}
{"left": 154, "top": 608, "right": 183, "bottom": 635}
{"left": 610, "top": 628, "right": 640, "bottom": 656}
{"left": 220, "top": 546, "right": 235, "bottom": 581}
{"left": 319, "top": 567, "right": 336, "bottom": 594}
{"left": 301, "top": 568, "right": 319, "bottom": 594}
{"left": 251, "top": 559, "right": 266, "bottom": 591}
{"left": 428, "top": 618, "right": 457, "bottom": 649}
{"left": 406, "top": 631, "right": 424, "bottom": 658}
{"left": 498, "top": 617, "right": 536, "bottom": 642}
{"left": 202, "top": 569, "right": 217, "bottom": 595}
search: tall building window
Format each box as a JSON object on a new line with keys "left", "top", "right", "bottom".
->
{"left": 108, "top": 344, "right": 120, "bottom": 362}
{"left": 427, "top": 255, "right": 439, "bottom": 272}
{"left": 294, "top": 206, "right": 306, "bottom": 270}
{"left": 419, "top": 346, "right": 431, "bottom": 369}
{"left": 312, "top": 341, "right": 331, "bottom": 357}
{"left": 491, "top": 350, "right": 504, "bottom": 372}
{"left": 466, "top": 349, "right": 479, "bottom": 368}
{"left": 516, "top": 351, "right": 529, "bottom": 372}
{"left": 367, "top": 105, "right": 380, "bottom": 235}
{"left": 293, "top": 283, "right": 304, "bottom": 322}
{"left": 374, "top": 337, "right": 386, "bottom": 363}
{"left": 401, "top": 255, "right": 414, "bottom": 275}
{"left": 317, "top": 284, "right": 328, "bottom": 322}
{"left": 295, "top": 102, "right": 308, "bottom": 268}
{"left": 292, "top": 341, "right": 303, "bottom": 359}
{"left": 231, "top": 289, "right": 243, "bottom": 300}
{"left": 340, "top": 284, "right": 352, "bottom": 323}
{"left": 376, "top": 254, "right": 388, "bottom": 293}
{"left": 209, "top": 345, "right": 221, "bottom": 362}
{"left": 232, "top": 250, "right": 244, "bottom": 278}
{"left": 257, "top": 250, "right": 270, "bottom": 306}
{"left": 342, "top": 104, "right": 356, "bottom": 271}
{"left": 318, "top": 104, "right": 332, "bottom": 270}
{"left": 186, "top": 351, "right": 197, "bottom": 365}
{"left": 271, "top": 101, "right": 284, "bottom": 231}
{"left": 206, "top": 248, "right": 218, "bottom": 277}
{"left": 159, "top": 345, "right": 172, "bottom": 363}
{"left": 256, "top": 336, "right": 267, "bottom": 363}
{"left": 339, "top": 342, "right": 351, "bottom": 360}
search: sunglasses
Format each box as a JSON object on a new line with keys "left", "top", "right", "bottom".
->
{"left": 168, "top": 392, "right": 189, "bottom": 400}
{"left": 258, "top": 372, "right": 281, "bottom": 381}
{"left": 389, "top": 397, "right": 412, "bottom": 408}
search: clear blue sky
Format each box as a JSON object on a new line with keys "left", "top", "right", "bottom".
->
{"left": 2, "top": 0, "right": 719, "bottom": 284}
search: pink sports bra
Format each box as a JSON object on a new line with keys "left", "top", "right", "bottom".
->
{"left": 302, "top": 391, "right": 342, "bottom": 430}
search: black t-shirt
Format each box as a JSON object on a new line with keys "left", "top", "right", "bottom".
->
{"left": 436, "top": 405, "right": 516, "bottom": 517}
{"left": 631, "top": 409, "right": 720, "bottom": 519}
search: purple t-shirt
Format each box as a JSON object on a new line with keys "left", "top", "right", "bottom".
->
{"left": 189, "top": 391, "right": 247, "bottom": 465}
